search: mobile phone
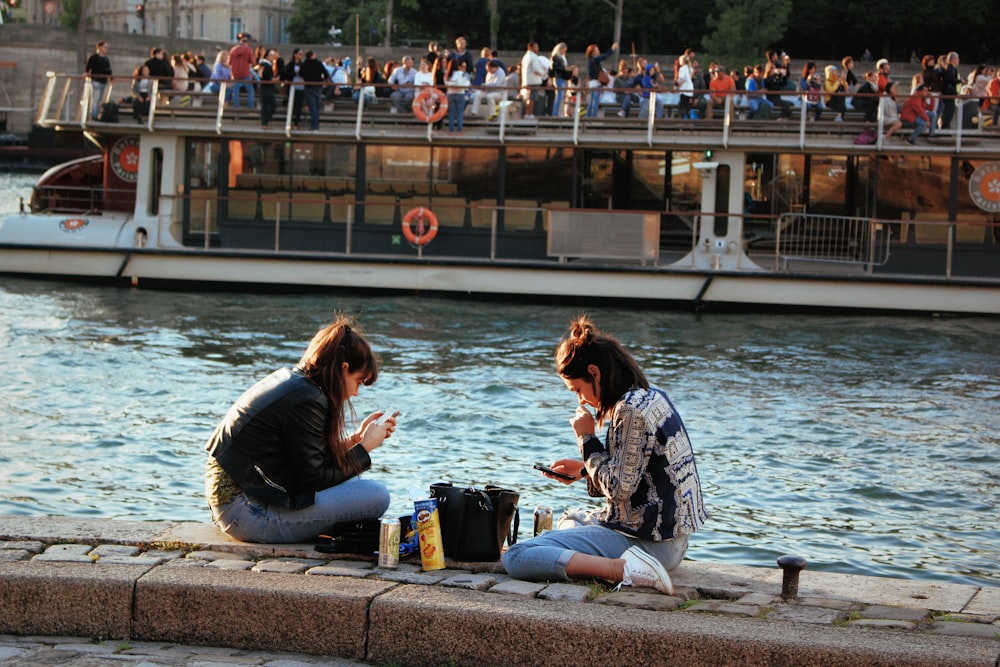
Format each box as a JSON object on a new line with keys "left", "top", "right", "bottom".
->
{"left": 377, "top": 409, "right": 398, "bottom": 425}
{"left": 533, "top": 463, "right": 575, "bottom": 481}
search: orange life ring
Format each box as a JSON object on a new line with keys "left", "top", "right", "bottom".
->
{"left": 412, "top": 88, "right": 448, "bottom": 124}
{"left": 402, "top": 207, "right": 439, "bottom": 246}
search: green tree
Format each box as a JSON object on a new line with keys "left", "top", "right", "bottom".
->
{"left": 702, "top": 0, "right": 790, "bottom": 70}
{"left": 59, "top": 0, "right": 80, "bottom": 29}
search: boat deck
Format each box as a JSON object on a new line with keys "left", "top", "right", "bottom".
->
{"left": 41, "top": 75, "right": 1000, "bottom": 155}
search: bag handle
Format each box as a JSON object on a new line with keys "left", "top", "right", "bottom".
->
{"left": 507, "top": 505, "right": 519, "bottom": 546}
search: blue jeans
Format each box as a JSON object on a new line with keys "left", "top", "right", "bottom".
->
{"left": 447, "top": 92, "right": 467, "bottom": 132}
{"left": 908, "top": 116, "right": 929, "bottom": 142}
{"left": 210, "top": 476, "right": 390, "bottom": 543}
{"left": 232, "top": 76, "right": 255, "bottom": 109}
{"left": 553, "top": 78, "right": 567, "bottom": 116}
{"left": 638, "top": 95, "right": 667, "bottom": 120}
{"left": 90, "top": 81, "right": 107, "bottom": 119}
{"left": 502, "top": 510, "right": 689, "bottom": 582}
{"left": 303, "top": 87, "right": 322, "bottom": 130}
{"left": 585, "top": 80, "right": 602, "bottom": 117}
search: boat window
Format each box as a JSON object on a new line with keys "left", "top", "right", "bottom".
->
{"left": 501, "top": 147, "right": 573, "bottom": 231}
{"left": 714, "top": 164, "right": 730, "bottom": 237}
{"left": 360, "top": 145, "right": 500, "bottom": 228}
{"left": 186, "top": 140, "right": 221, "bottom": 237}
{"left": 669, "top": 152, "right": 705, "bottom": 212}
{"left": 149, "top": 147, "right": 162, "bottom": 217}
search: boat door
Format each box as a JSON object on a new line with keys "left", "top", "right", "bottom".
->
{"left": 676, "top": 150, "right": 763, "bottom": 271}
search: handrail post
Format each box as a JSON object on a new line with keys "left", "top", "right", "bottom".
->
{"left": 355, "top": 88, "right": 365, "bottom": 140}
{"left": 37, "top": 72, "right": 57, "bottom": 125}
{"left": 490, "top": 207, "right": 498, "bottom": 261}
{"left": 203, "top": 198, "right": 211, "bottom": 250}
{"left": 722, "top": 94, "right": 731, "bottom": 148}
{"left": 946, "top": 224, "right": 954, "bottom": 278}
{"left": 274, "top": 201, "right": 281, "bottom": 251}
{"left": 284, "top": 86, "right": 295, "bottom": 137}
{"left": 647, "top": 91, "right": 655, "bottom": 146}
{"left": 215, "top": 82, "right": 226, "bottom": 134}
{"left": 148, "top": 78, "right": 159, "bottom": 130}
{"left": 82, "top": 76, "right": 92, "bottom": 128}
{"left": 798, "top": 90, "right": 806, "bottom": 150}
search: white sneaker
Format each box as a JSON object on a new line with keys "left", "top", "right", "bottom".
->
{"left": 619, "top": 546, "right": 673, "bottom": 594}
{"left": 616, "top": 110, "right": 626, "bottom": 118}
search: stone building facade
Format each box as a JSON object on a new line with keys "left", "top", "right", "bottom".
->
{"left": 12, "top": 0, "right": 295, "bottom": 44}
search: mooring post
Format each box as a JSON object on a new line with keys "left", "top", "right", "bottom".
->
{"left": 777, "top": 555, "right": 808, "bottom": 601}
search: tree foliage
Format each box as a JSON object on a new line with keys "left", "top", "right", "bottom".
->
{"left": 59, "top": 0, "right": 80, "bottom": 30}
{"left": 284, "top": 0, "right": 994, "bottom": 64}
{"left": 702, "top": 0, "right": 790, "bottom": 70}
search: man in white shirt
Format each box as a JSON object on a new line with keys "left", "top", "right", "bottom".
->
{"left": 471, "top": 60, "right": 507, "bottom": 119}
{"left": 520, "top": 42, "right": 547, "bottom": 119}
{"left": 388, "top": 55, "right": 417, "bottom": 113}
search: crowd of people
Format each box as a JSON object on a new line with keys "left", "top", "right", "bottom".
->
{"left": 89, "top": 36, "right": 1000, "bottom": 142}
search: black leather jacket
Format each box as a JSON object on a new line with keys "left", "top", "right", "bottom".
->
{"left": 205, "top": 367, "right": 371, "bottom": 509}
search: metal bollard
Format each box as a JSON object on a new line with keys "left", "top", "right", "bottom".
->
{"left": 776, "top": 555, "right": 808, "bottom": 601}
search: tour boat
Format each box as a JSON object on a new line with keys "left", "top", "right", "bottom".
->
{"left": 1, "top": 73, "right": 999, "bottom": 315}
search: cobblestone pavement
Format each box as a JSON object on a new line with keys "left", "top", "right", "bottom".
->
{"left": 7, "top": 540, "right": 1000, "bottom": 638}
{"left": 2, "top": 522, "right": 999, "bottom": 666}
{"left": 0, "top": 635, "right": 373, "bottom": 666}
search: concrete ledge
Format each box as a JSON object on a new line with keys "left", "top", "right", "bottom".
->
{"left": 367, "top": 585, "right": 998, "bottom": 667}
{"left": 132, "top": 565, "right": 397, "bottom": 658}
{"left": 0, "top": 561, "right": 152, "bottom": 637}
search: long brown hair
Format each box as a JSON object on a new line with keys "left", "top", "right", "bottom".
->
{"left": 555, "top": 315, "right": 648, "bottom": 422}
{"left": 298, "top": 314, "right": 378, "bottom": 474}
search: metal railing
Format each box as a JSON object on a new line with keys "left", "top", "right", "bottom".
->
{"left": 774, "top": 213, "right": 891, "bottom": 273}
{"left": 35, "top": 73, "right": 1000, "bottom": 152}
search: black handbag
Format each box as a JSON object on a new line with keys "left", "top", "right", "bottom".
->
{"left": 429, "top": 483, "right": 520, "bottom": 562}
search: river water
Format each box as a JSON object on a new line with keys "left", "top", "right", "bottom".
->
{"left": 1, "top": 171, "right": 998, "bottom": 588}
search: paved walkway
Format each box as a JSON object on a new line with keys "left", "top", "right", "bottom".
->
{"left": 1, "top": 516, "right": 997, "bottom": 666}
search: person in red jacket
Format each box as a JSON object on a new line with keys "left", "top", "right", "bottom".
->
{"left": 900, "top": 84, "right": 937, "bottom": 144}
{"left": 229, "top": 33, "right": 255, "bottom": 109}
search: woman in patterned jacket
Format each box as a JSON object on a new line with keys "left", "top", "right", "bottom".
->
{"left": 503, "top": 316, "right": 707, "bottom": 594}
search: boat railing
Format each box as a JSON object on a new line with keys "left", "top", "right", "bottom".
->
{"left": 30, "top": 182, "right": 134, "bottom": 214}
{"left": 774, "top": 213, "right": 892, "bottom": 273}
{"left": 36, "top": 74, "right": 999, "bottom": 151}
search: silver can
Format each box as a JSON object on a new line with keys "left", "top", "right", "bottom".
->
{"left": 533, "top": 506, "right": 553, "bottom": 536}
{"left": 378, "top": 516, "right": 400, "bottom": 568}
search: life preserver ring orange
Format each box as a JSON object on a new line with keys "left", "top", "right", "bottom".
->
{"left": 412, "top": 88, "right": 448, "bottom": 123}
{"left": 402, "top": 207, "right": 439, "bottom": 246}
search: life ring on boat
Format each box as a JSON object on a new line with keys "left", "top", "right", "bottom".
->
{"left": 401, "top": 207, "right": 439, "bottom": 246}
{"left": 412, "top": 88, "right": 448, "bottom": 124}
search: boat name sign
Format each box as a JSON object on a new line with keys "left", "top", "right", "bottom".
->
{"left": 969, "top": 161, "right": 1000, "bottom": 213}
{"left": 110, "top": 136, "right": 140, "bottom": 183}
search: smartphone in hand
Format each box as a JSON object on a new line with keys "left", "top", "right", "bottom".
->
{"left": 533, "top": 463, "right": 575, "bottom": 481}
{"left": 377, "top": 409, "right": 398, "bottom": 425}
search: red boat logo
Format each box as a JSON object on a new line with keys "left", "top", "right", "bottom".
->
{"left": 969, "top": 162, "right": 1000, "bottom": 213}
{"left": 110, "top": 136, "right": 140, "bottom": 183}
{"left": 59, "top": 218, "right": 89, "bottom": 232}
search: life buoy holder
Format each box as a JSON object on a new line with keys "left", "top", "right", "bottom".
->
{"left": 402, "top": 207, "right": 439, "bottom": 246}
{"left": 412, "top": 88, "right": 448, "bottom": 124}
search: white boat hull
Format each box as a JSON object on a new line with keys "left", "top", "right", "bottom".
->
{"left": 4, "top": 246, "right": 998, "bottom": 316}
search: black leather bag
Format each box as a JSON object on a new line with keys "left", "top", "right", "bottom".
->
{"left": 429, "top": 483, "right": 520, "bottom": 562}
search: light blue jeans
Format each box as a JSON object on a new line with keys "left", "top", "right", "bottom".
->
{"left": 211, "top": 476, "right": 390, "bottom": 543}
{"left": 502, "top": 509, "right": 689, "bottom": 582}
{"left": 553, "top": 78, "right": 567, "bottom": 116}
{"left": 231, "top": 76, "right": 255, "bottom": 109}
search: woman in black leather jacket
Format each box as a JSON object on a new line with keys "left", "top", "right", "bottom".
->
{"left": 205, "top": 315, "right": 397, "bottom": 543}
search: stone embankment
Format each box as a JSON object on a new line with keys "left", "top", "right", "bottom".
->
{"left": 1, "top": 516, "right": 998, "bottom": 666}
